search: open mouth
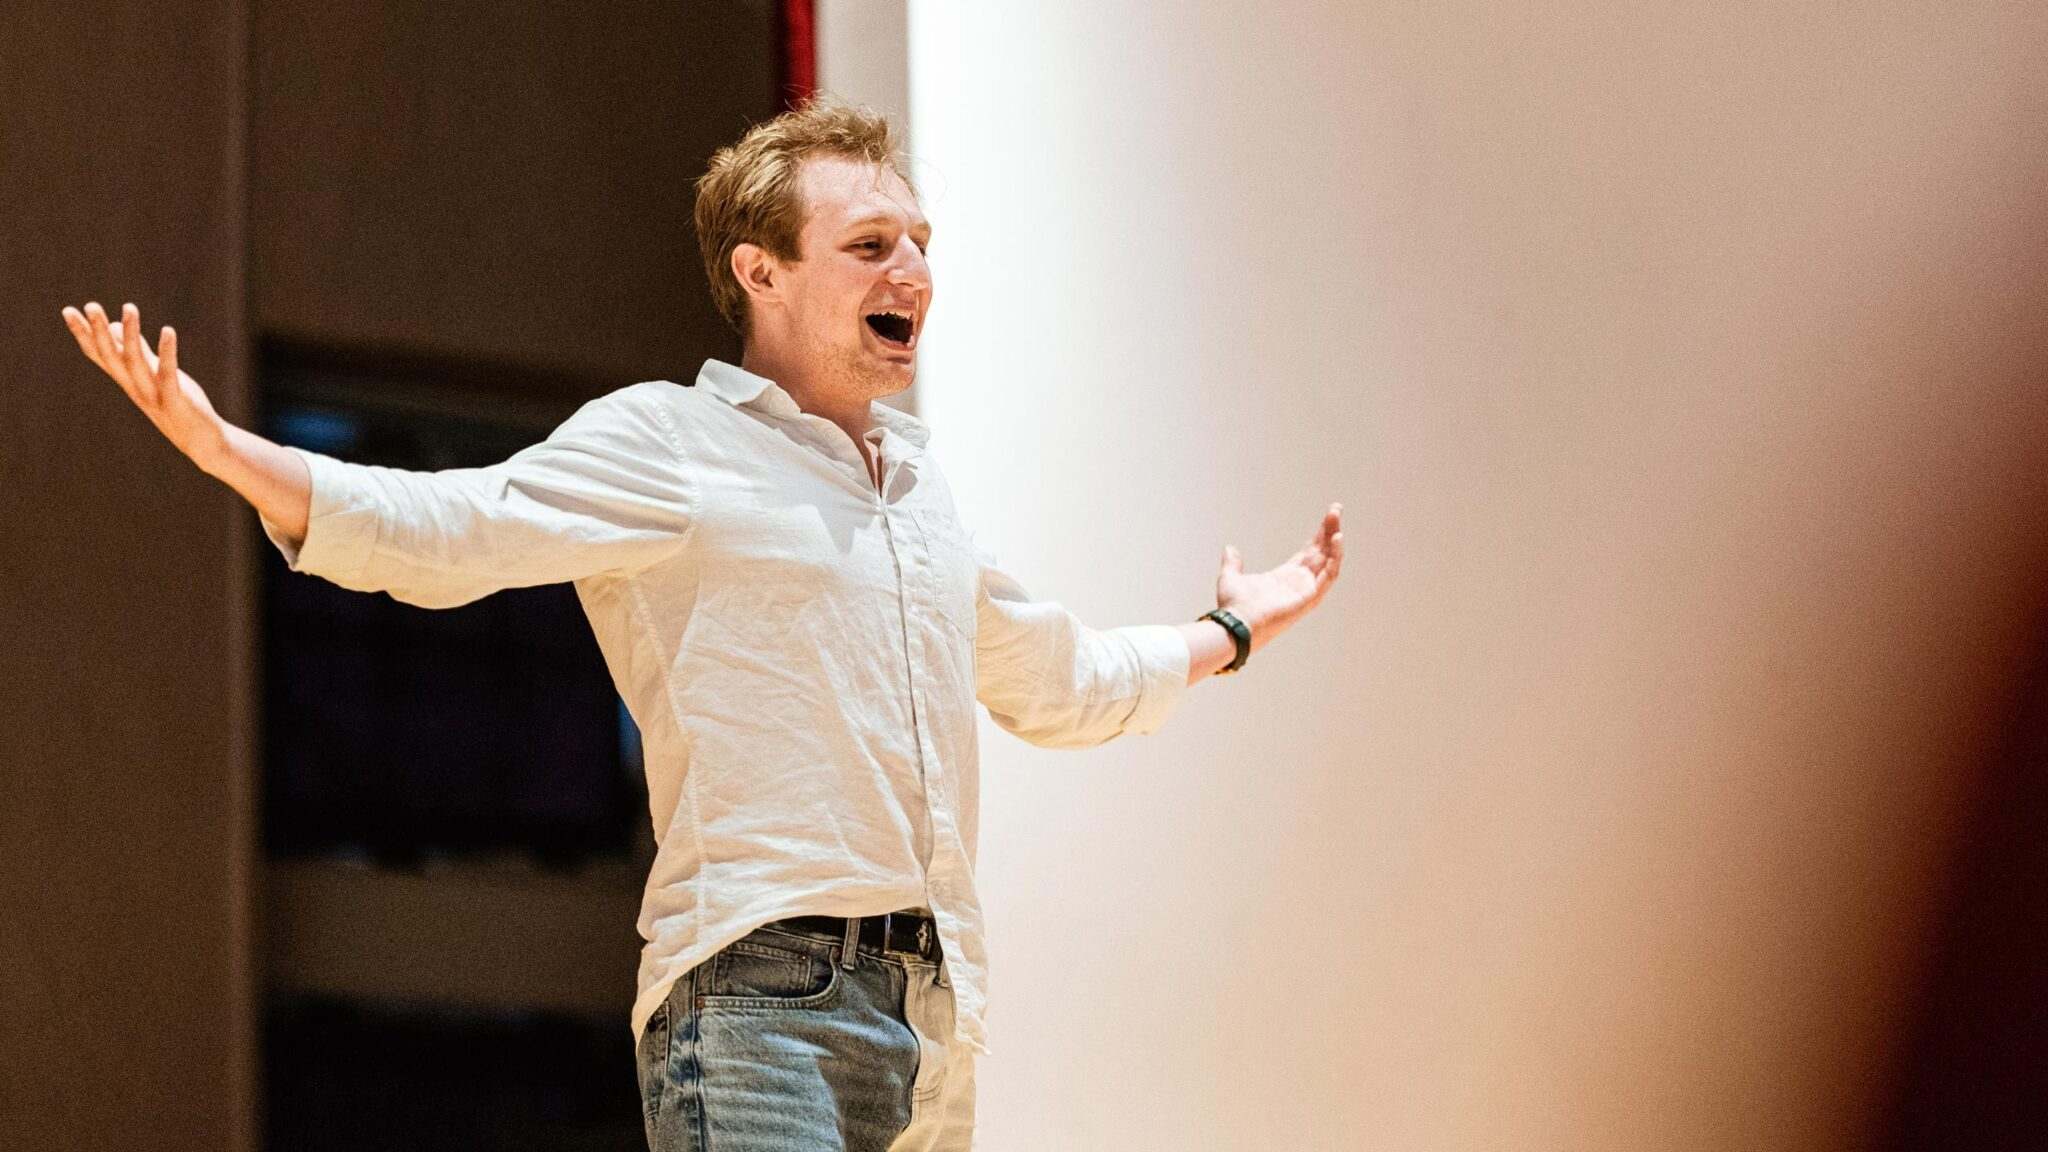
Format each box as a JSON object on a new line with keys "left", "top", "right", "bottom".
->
{"left": 863, "top": 309, "right": 916, "bottom": 351}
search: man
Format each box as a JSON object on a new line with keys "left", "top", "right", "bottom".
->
{"left": 60, "top": 95, "right": 1343, "bottom": 1152}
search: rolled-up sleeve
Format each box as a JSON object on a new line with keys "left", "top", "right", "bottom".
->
{"left": 256, "top": 382, "right": 692, "bottom": 609}
{"left": 971, "top": 547, "right": 1191, "bottom": 750}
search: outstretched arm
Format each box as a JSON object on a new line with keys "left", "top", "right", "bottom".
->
{"left": 971, "top": 501, "right": 1346, "bottom": 747}
{"left": 61, "top": 300, "right": 313, "bottom": 541}
{"left": 1177, "top": 502, "right": 1345, "bottom": 683}
{"left": 61, "top": 299, "right": 693, "bottom": 608}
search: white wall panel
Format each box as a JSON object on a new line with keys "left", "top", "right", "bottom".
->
{"left": 910, "top": 3, "right": 2048, "bottom": 1149}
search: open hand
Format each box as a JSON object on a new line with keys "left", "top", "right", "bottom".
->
{"left": 61, "top": 301, "right": 227, "bottom": 467}
{"left": 1216, "top": 502, "right": 1344, "bottom": 654}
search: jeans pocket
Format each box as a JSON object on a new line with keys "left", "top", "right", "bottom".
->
{"left": 906, "top": 964, "right": 953, "bottom": 1102}
{"left": 636, "top": 999, "right": 670, "bottom": 1138}
{"left": 696, "top": 934, "right": 843, "bottom": 1010}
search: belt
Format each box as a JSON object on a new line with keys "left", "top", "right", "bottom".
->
{"left": 767, "top": 910, "right": 941, "bottom": 963}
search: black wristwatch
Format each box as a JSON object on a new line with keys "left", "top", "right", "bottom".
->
{"left": 1200, "top": 607, "right": 1252, "bottom": 675}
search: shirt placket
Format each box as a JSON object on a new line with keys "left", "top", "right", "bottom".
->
{"left": 864, "top": 432, "right": 982, "bottom": 1024}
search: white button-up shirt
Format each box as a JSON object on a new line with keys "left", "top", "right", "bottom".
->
{"left": 257, "top": 357, "right": 1190, "bottom": 1055}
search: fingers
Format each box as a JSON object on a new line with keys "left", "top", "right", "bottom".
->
{"left": 71, "top": 302, "right": 152, "bottom": 408}
{"left": 85, "top": 301, "right": 121, "bottom": 376}
{"left": 155, "top": 325, "right": 179, "bottom": 393}
{"left": 122, "top": 303, "right": 150, "bottom": 384}
{"left": 1301, "top": 501, "right": 1339, "bottom": 554}
{"left": 63, "top": 301, "right": 183, "bottom": 416}
{"left": 1290, "top": 503, "right": 1336, "bottom": 575}
{"left": 63, "top": 300, "right": 176, "bottom": 408}
{"left": 61, "top": 306, "right": 105, "bottom": 370}
{"left": 1311, "top": 502, "right": 1344, "bottom": 588}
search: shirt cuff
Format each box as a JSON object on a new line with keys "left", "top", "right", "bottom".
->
{"left": 1116, "top": 623, "right": 1191, "bottom": 736}
{"left": 255, "top": 446, "right": 380, "bottom": 585}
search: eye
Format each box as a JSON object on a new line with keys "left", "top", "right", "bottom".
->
{"left": 853, "top": 239, "right": 883, "bottom": 253}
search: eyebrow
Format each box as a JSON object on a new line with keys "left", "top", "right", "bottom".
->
{"left": 844, "top": 213, "right": 932, "bottom": 238}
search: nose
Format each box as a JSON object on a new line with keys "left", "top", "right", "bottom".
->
{"left": 887, "top": 237, "right": 931, "bottom": 296}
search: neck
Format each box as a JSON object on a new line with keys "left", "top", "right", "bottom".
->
{"left": 739, "top": 340, "right": 876, "bottom": 446}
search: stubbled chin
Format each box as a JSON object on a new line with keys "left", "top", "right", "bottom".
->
{"left": 870, "top": 358, "right": 916, "bottom": 393}
{"left": 832, "top": 344, "right": 916, "bottom": 393}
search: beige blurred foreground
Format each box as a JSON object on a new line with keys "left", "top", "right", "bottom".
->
{"left": 914, "top": 3, "right": 2048, "bottom": 1148}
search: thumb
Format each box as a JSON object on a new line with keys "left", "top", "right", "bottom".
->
{"left": 1221, "top": 544, "right": 1243, "bottom": 577}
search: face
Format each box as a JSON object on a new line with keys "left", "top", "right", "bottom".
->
{"left": 742, "top": 155, "right": 933, "bottom": 398}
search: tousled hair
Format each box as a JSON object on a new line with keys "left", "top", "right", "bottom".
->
{"left": 693, "top": 94, "right": 915, "bottom": 339}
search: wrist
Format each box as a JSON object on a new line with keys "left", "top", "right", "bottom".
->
{"left": 190, "top": 416, "right": 236, "bottom": 477}
{"left": 1201, "top": 606, "right": 1253, "bottom": 675}
{"left": 1219, "top": 604, "right": 1271, "bottom": 650}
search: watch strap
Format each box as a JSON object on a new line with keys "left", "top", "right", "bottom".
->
{"left": 1201, "top": 607, "right": 1252, "bottom": 674}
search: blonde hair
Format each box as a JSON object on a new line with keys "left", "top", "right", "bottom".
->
{"left": 693, "top": 94, "right": 916, "bottom": 339}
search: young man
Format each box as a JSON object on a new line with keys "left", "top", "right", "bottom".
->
{"left": 61, "top": 96, "right": 1342, "bottom": 1151}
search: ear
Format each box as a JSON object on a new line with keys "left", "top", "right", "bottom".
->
{"left": 731, "top": 242, "right": 782, "bottom": 312}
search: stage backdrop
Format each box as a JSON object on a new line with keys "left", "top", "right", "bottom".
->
{"left": 907, "top": 3, "right": 2048, "bottom": 1149}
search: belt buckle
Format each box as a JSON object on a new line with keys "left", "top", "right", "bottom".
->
{"left": 915, "top": 918, "right": 931, "bottom": 955}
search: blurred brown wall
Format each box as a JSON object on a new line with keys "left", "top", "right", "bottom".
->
{"left": 1, "top": 3, "right": 257, "bottom": 1149}
{"left": 1, "top": 3, "right": 773, "bottom": 1148}
{"left": 250, "top": 0, "right": 769, "bottom": 385}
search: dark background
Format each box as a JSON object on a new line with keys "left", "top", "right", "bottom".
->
{"left": 2, "top": 2, "right": 788, "bottom": 1148}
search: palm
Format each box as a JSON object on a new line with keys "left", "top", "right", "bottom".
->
{"left": 1215, "top": 503, "right": 1344, "bottom": 643}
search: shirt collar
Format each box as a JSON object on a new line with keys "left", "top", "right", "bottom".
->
{"left": 695, "top": 358, "right": 930, "bottom": 450}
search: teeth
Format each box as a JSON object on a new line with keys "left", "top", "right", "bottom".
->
{"left": 865, "top": 308, "right": 916, "bottom": 347}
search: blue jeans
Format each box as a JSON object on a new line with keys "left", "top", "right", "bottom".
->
{"left": 636, "top": 916, "right": 977, "bottom": 1150}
